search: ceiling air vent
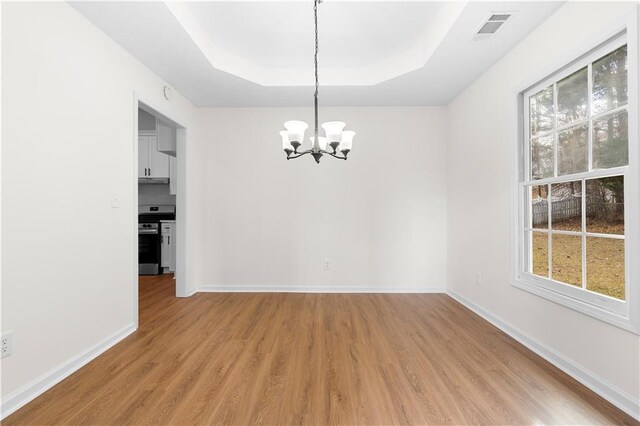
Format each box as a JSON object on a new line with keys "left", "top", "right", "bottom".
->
{"left": 489, "top": 14, "right": 511, "bottom": 22}
{"left": 475, "top": 12, "right": 514, "bottom": 39}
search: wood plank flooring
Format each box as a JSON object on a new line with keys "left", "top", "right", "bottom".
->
{"left": 5, "top": 274, "right": 636, "bottom": 425}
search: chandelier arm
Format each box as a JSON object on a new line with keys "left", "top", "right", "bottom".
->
{"left": 324, "top": 152, "right": 347, "bottom": 160}
{"left": 286, "top": 150, "right": 314, "bottom": 160}
{"left": 287, "top": 148, "right": 346, "bottom": 161}
{"left": 312, "top": 149, "right": 347, "bottom": 160}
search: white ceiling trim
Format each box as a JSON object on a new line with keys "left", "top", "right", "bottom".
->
{"left": 70, "top": 1, "right": 564, "bottom": 106}
{"left": 167, "top": 1, "right": 467, "bottom": 87}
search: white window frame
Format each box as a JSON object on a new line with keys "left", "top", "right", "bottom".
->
{"left": 512, "top": 11, "right": 639, "bottom": 334}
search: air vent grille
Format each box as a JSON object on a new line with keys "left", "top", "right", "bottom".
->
{"left": 478, "top": 21, "right": 504, "bottom": 35}
{"left": 475, "top": 12, "right": 514, "bottom": 38}
{"left": 489, "top": 14, "right": 511, "bottom": 22}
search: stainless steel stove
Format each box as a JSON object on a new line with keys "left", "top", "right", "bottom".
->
{"left": 138, "top": 205, "right": 175, "bottom": 275}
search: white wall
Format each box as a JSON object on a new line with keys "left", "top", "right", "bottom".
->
{"left": 447, "top": 0, "right": 640, "bottom": 413}
{"left": 195, "top": 107, "right": 447, "bottom": 291}
{"left": 1, "top": 2, "right": 201, "bottom": 412}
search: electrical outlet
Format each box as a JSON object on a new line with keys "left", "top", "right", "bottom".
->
{"left": 111, "top": 191, "right": 120, "bottom": 208}
{"left": 324, "top": 259, "right": 331, "bottom": 271}
{"left": 476, "top": 272, "right": 482, "bottom": 286}
{"left": 1, "top": 332, "right": 14, "bottom": 358}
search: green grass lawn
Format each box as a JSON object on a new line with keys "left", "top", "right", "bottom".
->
{"left": 531, "top": 218, "right": 625, "bottom": 300}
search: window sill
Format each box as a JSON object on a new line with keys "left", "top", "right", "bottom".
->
{"left": 512, "top": 275, "right": 639, "bottom": 334}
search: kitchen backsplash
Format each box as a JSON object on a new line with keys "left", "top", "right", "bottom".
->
{"left": 139, "top": 183, "right": 175, "bottom": 206}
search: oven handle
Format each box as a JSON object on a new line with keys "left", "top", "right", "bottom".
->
{"left": 138, "top": 229, "right": 159, "bottom": 235}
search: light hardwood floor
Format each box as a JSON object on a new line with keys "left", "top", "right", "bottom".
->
{"left": 5, "top": 274, "right": 636, "bottom": 425}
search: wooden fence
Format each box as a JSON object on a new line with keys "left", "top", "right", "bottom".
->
{"left": 532, "top": 197, "right": 623, "bottom": 226}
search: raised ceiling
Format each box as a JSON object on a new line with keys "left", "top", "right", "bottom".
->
{"left": 70, "top": 1, "right": 563, "bottom": 106}
{"left": 167, "top": 1, "right": 450, "bottom": 86}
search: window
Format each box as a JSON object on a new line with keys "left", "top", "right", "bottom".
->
{"left": 517, "top": 32, "right": 638, "bottom": 331}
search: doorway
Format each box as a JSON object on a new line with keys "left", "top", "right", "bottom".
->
{"left": 134, "top": 97, "right": 189, "bottom": 326}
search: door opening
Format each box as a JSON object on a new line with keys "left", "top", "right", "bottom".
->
{"left": 134, "top": 97, "right": 189, "bottom": 326}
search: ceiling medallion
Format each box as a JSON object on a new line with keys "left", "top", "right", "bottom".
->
{"left": 279, "top": 0, "right": 355, "bottom": 164}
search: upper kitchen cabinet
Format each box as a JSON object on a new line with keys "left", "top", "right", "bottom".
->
{"left": 157, "top": 119, "right": 177, "bottom": 156}
{"left": 169, "top": 156, "right": 177, "bottom": 195}
{"left": 139, "top": 134, "right": 169, "bottom": 179}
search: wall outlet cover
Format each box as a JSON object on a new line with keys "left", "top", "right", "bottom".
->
{"left": 1, "top": 332, "right": 14, "bottom": 358}
{"left": 111, "top": 191, "right": 121, "bottom": 208}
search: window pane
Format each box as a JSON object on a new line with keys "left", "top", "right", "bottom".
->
{"left": 558, "top": 124, "right": 588, "bottom": 175}
{"left": 593, "top": 45, "right": 628, "bottom": 116}
{"left": 557, "top": 67, "right": 588, "bottom": 127}
{"left": 586, "top": 176, "right": 624, "bottom": 235}
{"left": 530, "top": 231, "right": 549, "bottom": 278}
{"left": 551, "top": 181, "right": 582, "bottom": 231}
{"left": 551, "top": 234, "right": 582, "bottom": 287}
{"left": 593, "top": 110, "right": 628, "bottom": 169}
{"left": 529, "top": 86, "right": 554, "bottom": 137}
{"left": 531, "top": 185, "right": 549, "bottom": 229}
{"left": 531, "top": 134, "right": 553, "bottom": 179}
{"left": 586, "top": 236, "right": 625, "bottom": 300}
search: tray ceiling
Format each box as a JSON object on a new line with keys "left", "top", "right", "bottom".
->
{"left": 71, "top": 1, "right": 563, "bottom": 106}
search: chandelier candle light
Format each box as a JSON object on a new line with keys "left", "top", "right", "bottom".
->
{"left": 279, "top": 0, "right": 355, "bottom": 164}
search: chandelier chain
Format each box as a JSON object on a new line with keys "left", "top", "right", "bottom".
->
{"left": 281, "top": 0, "right": 352, "bottom": 164}
{"left": 314, "top": 0, "right": 320, "bottom": 139}
{"left": 314, "top": 0, "right": 319, "bottom": 100}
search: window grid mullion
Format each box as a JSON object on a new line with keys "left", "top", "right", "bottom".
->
{"left": 587, "top": 63, "right": 594, "bottom": 172}
{"left": 522, "top": 165, "right": 628, "bottom": 186}
{"left": 554, "top": 104, "right": 629, "bottom": 133}
{"left": 525, "top": 228, "right": 625, "bottom": 239}
{"left": 591, "top": 104, "right": 628, "bottom": 123}
{"left": 553, "top": 83, "right": 559, "bottom": 178}
{"left": 556, "top": 117, "right": 588, "bottom": 133}
{"left": 584, "top": 62, "right": 593, "bottom": 291}
{"left": 530, "top": 130, "right": 554, "bottom": 140}
{"left": 524, "top": 97, "right": 532, "bottom": 181}
{"left": 581, "top": 179, "right": 587, "bottom": 289}
{"left": 527, "top": 187, "right": 533, "bottom": 274}
{"left": 547, "top": 183, "right": 552, "bottom": 279}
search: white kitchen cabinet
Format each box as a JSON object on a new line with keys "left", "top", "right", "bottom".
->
{"left": 169, "top": 156, "right": 177, "bottom": 195}
{"left": 149, "top": 137, "right": 169, "bottom": 178}
{"left": 157, "top": 119, "right": 176, "bottom": 155}
{"left": 161, "top": 221, "right": 176, "bottom": 272}
{"left": 138, "top": 136, "right": 150, "bottom": 178}
{"left": 139, "top": 133, "right": 169, "bottom": 179}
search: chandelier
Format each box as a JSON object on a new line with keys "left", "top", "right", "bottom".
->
{"left": 279, "top": 0, "right": 355, "bottom": 164}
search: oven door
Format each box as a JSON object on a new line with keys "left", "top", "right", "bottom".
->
{"left": 139, "top": 226, "right": 160, "bottom": 275}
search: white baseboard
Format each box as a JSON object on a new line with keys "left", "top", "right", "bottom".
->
{"left": 197, "top": 284, "right": 446, "bottom": 294}
{"left": 1, "top": 323, "right": 136, "bottom": 420}
{"left": 447, "top": 290, "right": 640, "bottom": 421}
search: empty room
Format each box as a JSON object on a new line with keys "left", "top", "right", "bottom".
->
{"left": 1, "top": 1, "right": 639, "bottom": 425}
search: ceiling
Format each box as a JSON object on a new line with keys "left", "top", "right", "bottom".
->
{"left": 70, "top": 1, "right": 563, "bottom": 107}
{"left": 167, "top": 1, "right": 448, "bottom": 86}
